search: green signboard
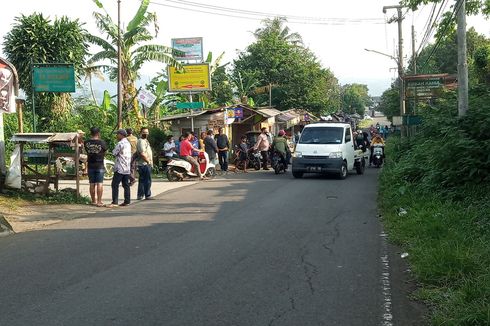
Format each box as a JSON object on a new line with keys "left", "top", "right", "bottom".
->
{"left": 33, "top": 64, "right": 75, "bottom": 92}
{"left": 176, "top": 102, "right": 204, "bottom": 109}
{"left": 403, "top": 115, "right": 422, "bottom": 126}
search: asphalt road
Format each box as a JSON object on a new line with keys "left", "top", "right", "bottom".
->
{"left": 0, "top": 168, "right": 420, "bottom": 326}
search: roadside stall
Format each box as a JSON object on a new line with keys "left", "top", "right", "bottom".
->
{"left": 10, "top": 132, "right": 81, "bottom": 197}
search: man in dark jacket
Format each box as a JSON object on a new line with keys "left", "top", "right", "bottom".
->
{"left": 215, "top": 127, "right": 229, "bottom": 172}
{"left": 204, "top": 130, "right": 219, "bottom": 165}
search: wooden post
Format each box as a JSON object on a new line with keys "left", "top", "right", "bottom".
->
{"left": 45, "top": 143, "right": 52, "bottom": 194}
{"left": 16, "top": 99, "right": 24, "bottom": 133}
{"left": 75, "top": 139, "right": 80, "bottom": 199}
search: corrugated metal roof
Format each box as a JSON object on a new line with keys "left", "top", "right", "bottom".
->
{"left": 11, "top": 133, "right": 78, "bottom": 143}
{"left": 158, "top": 110, "right": 209, "bottom": 121}
{"left": 277, "top": 112, "right": 299, "bottom": 122}
{"left": 256, "top": 108, "right": 282, "bottom": 118}
{"left": 48, "top": 133, "right": 78, "bottom": 142}
{"left": 11, "top": 133, "right": 55, "bottom": 143}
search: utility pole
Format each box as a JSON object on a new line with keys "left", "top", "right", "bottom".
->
{"left": 411, "top": 25, "right": 417, "bottom": 75}
{"left": 383, "top": 4, "right": 405, "bottom": 135}
{"left": 457, "top": 0, "right": 469, "bottom": 117}
{"left": 117, "top": 0, "right": 123, "bottom": 129}
{"left": 412, "top": 25, "right": 417, "bottom": 117}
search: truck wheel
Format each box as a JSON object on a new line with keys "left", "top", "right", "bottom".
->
{"left": 356, "top": 158, "right": 365, "bottom": 175}
{"left": 339, "top": 161, "right": 348, "bottom": 180}
{"left": 292, "top": 171, "right": 303, "bottom": 179}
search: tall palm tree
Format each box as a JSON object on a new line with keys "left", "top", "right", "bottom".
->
{"left": 253, "top": 17, "right": 303, "bottom": 45}
{"left": 87, "top": 0, "right": 180, "bottom": 125}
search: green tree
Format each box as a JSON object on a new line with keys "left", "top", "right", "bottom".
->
{"left": 253, "top": 17, "right": 303, "bottom": 45}
{"left": 341, "top": 84, "right": 372, "bottom": 115}
{"left": 233, "top": 18, "right": 340, "bottom": 115}
{"left": 378, "top": 85, "right": 400, "bottom": 120}
{"left": 3, "top": 13, "right": 88, "bottom": 130}
{"left": 87, "top": 0, "right": 179, "bottom": 127}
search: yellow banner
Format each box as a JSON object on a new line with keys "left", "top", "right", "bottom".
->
{"left": 168, "top": 64, "right": 211, "bottom": 92}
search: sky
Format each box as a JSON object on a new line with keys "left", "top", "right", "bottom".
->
{"left": 1, "top": 0, "right": 489, "bottom": 97}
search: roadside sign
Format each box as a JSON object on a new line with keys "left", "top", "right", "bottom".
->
{"left": 226, "top": 107, "right": 243, "bottom": 119}
{"left": 138, "top": 89, "right": 157, "bottom": 107}
{"left": 403, "top": 115, "right": 422, "bottom": 126}
{"left": 176, "top": 102, "right": 204, "bottom": 109}
{"left": 171, "top": 37, "right": 203, "bottom": 61}
{"left": 404, "top": 74, "right": 457, "bottom": 99}
{"left": 168, "top": 64, "right": 211, "bottom": 92}
{"left": 392, "top": 116, "right": 402, "bottom": 126}
{"left": 33, "top": 64, "right": 75, "bottom": 93}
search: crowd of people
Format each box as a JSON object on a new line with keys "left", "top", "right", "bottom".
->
{"left": 161, "top": 127, "right": 291, "bottom": 175}
{"left": 81, "top": 122, "right": 388, "bottom": 208}
{"left": 82, "top": 126, "right": 154, "bottom": 208}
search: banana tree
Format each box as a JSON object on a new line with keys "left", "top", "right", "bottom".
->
{"left": 87, "top": 0, "right": 180, "bottom": 127}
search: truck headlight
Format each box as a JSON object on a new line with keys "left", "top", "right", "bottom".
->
{"left": 293, "top": 151, "right": 302, "bottom": 158}
{"left": 329, "top": 152, "right": 343, "bottom": 159}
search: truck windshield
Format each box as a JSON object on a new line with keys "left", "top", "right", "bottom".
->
{"left": 299, "top": 127, "right": 344, "bottom": 144}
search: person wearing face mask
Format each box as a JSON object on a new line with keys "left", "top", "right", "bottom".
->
{"left": 163, "top": 135, "right": 177, "bottom": 159}
{"left": 136, "top": 127, "right": 154, "bottom": 200}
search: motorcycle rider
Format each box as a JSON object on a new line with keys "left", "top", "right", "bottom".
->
{"left": 272, "top": 130, "right": 289, "bottom": 168}
{"left": 180, "top": 131, "right": 207, "bottom": 180}
{"left": 369, "top": 133, "right": 385, "bottom": 166}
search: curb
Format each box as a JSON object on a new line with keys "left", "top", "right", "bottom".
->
{"left": 0, "top": 215, "right": 15, "bottom": 237}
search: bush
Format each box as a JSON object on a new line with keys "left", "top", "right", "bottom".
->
{"left": 379, "top": 88, "right": 490, "bottom": 325}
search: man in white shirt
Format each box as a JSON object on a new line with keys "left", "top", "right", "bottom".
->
{"left": 163, "top": 135, "right": 177, "bottom": 158}
{"left": 109, "top": 129, "right": 132, "bottom": 207}
{"left": 254, "top": 127, "right": 271, "bottom": 170}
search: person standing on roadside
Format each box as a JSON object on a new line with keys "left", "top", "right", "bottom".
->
{"left": 109, "top": 129, "right": 132, "bottom": 207}
{"left": 126, "top": 128, "right": 138, "bottom": 186}
{"left": 180, "top": 131, "right": 206, "bottom": 180}
{"left": 204, "top": 130, "right": 219, "bottom": 165}
{"left": 136, "top": 127, "right": 153, "bottom": 200}
{"left": 191, "top": 132, "right": 200, "bottom": 158}
{"left": 216, "top": 127, "right": 229, "bottom": 173}
{"left": 163, "top": 135, "right": 177, "bottom": 159}
{"left": 84, "top": 127, "right": 107, "bottom": 207}
{"left": 199, "top": 131, "right": 207, "bottom": 151}
{"left": 254, "top": 127, "right": 271, "bottom": 170}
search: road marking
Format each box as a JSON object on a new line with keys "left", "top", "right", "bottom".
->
{"left": 380, "top": 230, "right": 394, "bottom": 326}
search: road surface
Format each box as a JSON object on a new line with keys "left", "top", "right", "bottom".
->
{"left": 0, "top": 169, "right": 422, "bottom": 325}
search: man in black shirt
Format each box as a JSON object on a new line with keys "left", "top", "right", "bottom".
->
{"left": 215, "top": 127, "right": 229, "bottom": 172}
{"left": 84, "top": 127, "right": 108, "bottom": 207}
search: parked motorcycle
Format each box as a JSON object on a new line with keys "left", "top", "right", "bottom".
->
{"left": 248, "top": 149, "right": 262, "bottom": 171}
{"left": 372, "top": 145, "right": 384, "bottom": 168}
{"left": 166, "top": 151, "right": 216, "bottom": 181}
{"left": 233, "top": 146, "right": 261, "bottom": 171}
{"left": 271, "top": 151, "right": 287, "bottom": 174}
{"left": 56, "top": 157, "right": 115, "bottom": 180}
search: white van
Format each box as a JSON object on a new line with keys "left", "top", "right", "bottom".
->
{"left": 291, "top": 122, "right": 368, "bottom": 179}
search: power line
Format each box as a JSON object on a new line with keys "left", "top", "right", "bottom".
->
{"left": 420, "top": 0, "right": 463, "bottom": 69}
{"left": 149, "top": 0, "right": 386, "bottom": 25}
{"left": 417, "top": 0, "right": 448, "bottom": 55}
{"left": 170, "top": 0, "right": 384, "bottom": 22}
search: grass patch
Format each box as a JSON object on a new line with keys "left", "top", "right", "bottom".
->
{"left": 379, "top": 138, "right": 490, "bottom": 325}
{"left": 0, "top": 188, "right": 91, "bottom": 211}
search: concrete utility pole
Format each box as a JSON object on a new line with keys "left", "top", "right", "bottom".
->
{"left": 383, "top": 4, "right": 405, "bottom": 135}
{"left": 412, "top": 25, "right": 417, "bottom": 117}
{"left": 457, "top": 0, "right": 469, "bottom": 117}
{"left": 411, "top": 25, "right": 417, "bottom": 75}
{"left": 117, "top": 0, "right": 123, "bottom": 129}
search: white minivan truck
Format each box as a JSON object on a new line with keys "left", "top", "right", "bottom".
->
{"left": 291, "top": 122, "right": 368, "bottom": 179}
